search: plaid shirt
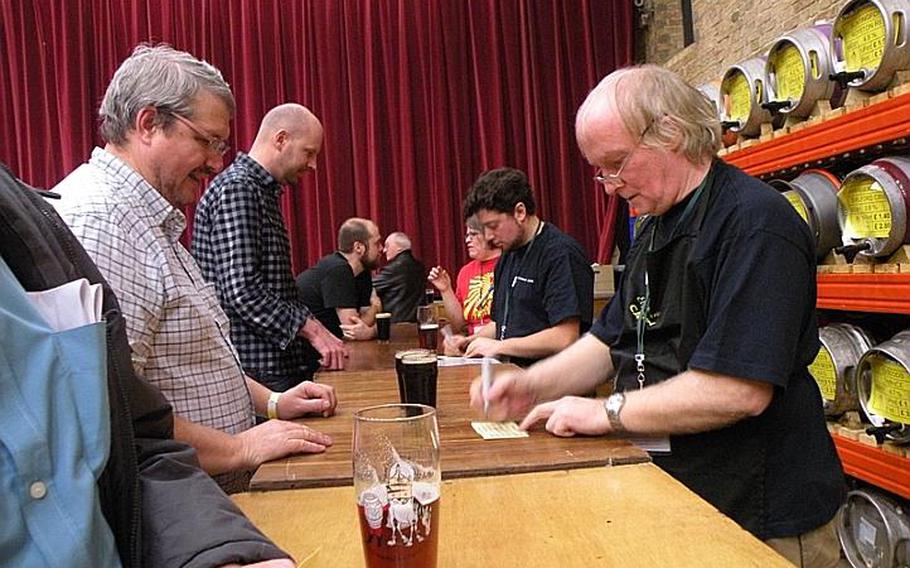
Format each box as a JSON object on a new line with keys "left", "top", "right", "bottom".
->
{"left": 53, "top": 148, "right": 254, "bottom": 493}
{"left": 192, "top": 153, "right": 314, "bottom": 382}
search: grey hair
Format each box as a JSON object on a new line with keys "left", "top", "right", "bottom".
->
{"left": 99, "top": 44, "right": 235, "bottom": 144}
{"left": 576, "top": 65, "right": 721, "bottom": 164}
{"left": 387, "top": 232, "right": 411, "bottom": 250}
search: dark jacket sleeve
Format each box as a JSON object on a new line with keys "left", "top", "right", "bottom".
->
{"left": 138, "top": 439, "right": 286, "bottom": 567}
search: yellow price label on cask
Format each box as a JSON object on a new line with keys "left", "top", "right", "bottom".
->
{"left": 784, "top": 191, "right": 810, "bottom": 224}
{"left": 838, "top": 4, "right": 886, "bottom": 73}
{"left": 771, "top": 44, "right": 806, "bottom": 103}
{"left": 723, "top": 72, "right": 752, "bottom": 123}
{"left": 838, "top": 177, "right": 892, "bottom": 238}
{"left": 809, "top": 346, "right": 838, "bottom": 401}
{"left": 868, "top": 355, "right": 910, "bottom": 423}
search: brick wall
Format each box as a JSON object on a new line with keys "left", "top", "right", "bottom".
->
{"left": 643, "top": 0, "right": 845, "bottom": 87}
{"left": 642, "top": 0, "right": 686, "bottom": 65}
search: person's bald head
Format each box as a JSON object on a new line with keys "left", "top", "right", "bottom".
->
{"left": 383, "top": 231, "right": 411, "bottom": 261}
{"left": 249, "top": 103, "right": 324, "bottom": 186}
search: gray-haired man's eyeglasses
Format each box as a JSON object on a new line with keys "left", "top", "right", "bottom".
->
{"left": 169, "top": 112, "right": 230, "bottom": 156}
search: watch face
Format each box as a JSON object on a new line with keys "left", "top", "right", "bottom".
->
{"left": 607, "top": 394, "right": 623, "bottom": 413}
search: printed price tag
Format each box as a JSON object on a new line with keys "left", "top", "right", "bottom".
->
{"left": 785, "top": 191, "right": 810, "bottom": 224}
{"left": 809, "top": 345, "right": 838, "bottom": 401}
{"left": 838, "top": 4, "right": 886, "bottom": 73}
{"left": 723, "top": 72, "right": 752, "bottom": 123}
{"left": 838, "top": 177, "right": 892, "bottom": 239}
{"left": 471, "top": 421, "right": 529, "bottom": 440}
{"left": 772, "top": 44, "right": 806, "bottom": 103}
{"left": 868, "top": 355, "right": 910, "bottom": 423}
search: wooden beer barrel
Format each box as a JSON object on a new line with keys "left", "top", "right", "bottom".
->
{"left": 720, "top": 56, "right": 773, "bottom": 137}
{"left": 831, "top": 0, "right": 910, "bottom": 91}
{"left": 837, "top": 488, "right": 910, "bottom": 567}
{"left": 810, "top": 323, "right": 874, "bottom": 416}
{"left": 837, "top": 156, "right": 910, "bottom": 259}
{"left": 770, "top": 168, "right": 842, "bottom": 258}
{"left": 766, "top": 23, "right": 840, "bottom": 117}
{"left": 856, "top": 329, "right": 910, "bottom": 444}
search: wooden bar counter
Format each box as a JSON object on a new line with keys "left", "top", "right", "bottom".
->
{"left": 235, "top": 464, "right": 792, "bottom": 567}
{"left": 251, "top": 361, "right": 648, "bottom": 489}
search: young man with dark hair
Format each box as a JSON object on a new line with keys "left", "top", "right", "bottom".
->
{"left": 457, "top": 167, "right": 593, "bottom": 367}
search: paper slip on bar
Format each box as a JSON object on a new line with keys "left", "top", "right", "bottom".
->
{"left": 437, "top": 356, "right": 502, "bottom": 367}
{"left": 471, "top": 421, "right": 529, "bottom": 439}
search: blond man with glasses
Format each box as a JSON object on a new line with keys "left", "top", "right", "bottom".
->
{"left": 471, "top": 65, "right": 844, "bottom": 568}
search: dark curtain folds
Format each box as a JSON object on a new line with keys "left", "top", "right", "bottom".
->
{"left": 0, "top": 0, "right": 633, "bottom": 273}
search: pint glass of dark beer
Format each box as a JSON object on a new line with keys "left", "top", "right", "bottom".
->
{"left": 400, "top": 354, "right": 438, "bottom": 407}
{"left": 376, "top": 312, "right": 392, "bottom": 342}
{"left": 394, "top": 349, "right": 433, "bottom": 403}
{"left": 354, "top": 404, "right": 441, "bottom": 568}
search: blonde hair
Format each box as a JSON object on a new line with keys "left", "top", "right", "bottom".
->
{"left": 576, "top": 65, "right": 721, "bottom": 164}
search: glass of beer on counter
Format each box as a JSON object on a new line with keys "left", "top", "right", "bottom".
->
{"left": 395, "top": 349, "right": 434, "bottom": 403}
{"left": 416, "top": 305, "right": 438, "bottom": 351}
{"left": 375, "top": 312, "right": 392, "bottom": 342}
{"left": 354, "top": 404, "right": 441, "bottom": 568}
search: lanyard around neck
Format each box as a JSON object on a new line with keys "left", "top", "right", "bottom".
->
{"left": 633, "top": 171, "right": 711, "bottom": 389}
{"left": 499, "top": 220, "right": 545, "bottom": 341}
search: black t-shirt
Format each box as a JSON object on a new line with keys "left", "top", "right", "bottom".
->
{"left": 296, "top": 252, "right": 373, "bottom": 338}
{"left": 492, "top": 221, "right": 593, "bottom": 367}
{"left": 591, "top": 160, "right": 844, "bottom": 539}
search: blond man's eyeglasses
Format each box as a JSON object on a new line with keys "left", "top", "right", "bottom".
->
{"left": 593, "top": 120, "right": 655, "bottom": 189}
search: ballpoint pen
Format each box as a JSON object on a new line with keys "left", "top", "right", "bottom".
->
{"left": 482, "top": 356, "right": 493, "bottom": 417}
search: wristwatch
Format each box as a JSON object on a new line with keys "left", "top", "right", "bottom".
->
{"left": 603, "top": 392, "right": 627, "bottom": 433}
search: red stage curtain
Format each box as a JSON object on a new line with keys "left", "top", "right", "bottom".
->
{"left": 0, "top": 0, "right": 633, "bottom": 273}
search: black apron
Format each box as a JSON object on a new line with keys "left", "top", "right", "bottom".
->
{"left": 610, "top": 165, "right": 769, "bottom": 536}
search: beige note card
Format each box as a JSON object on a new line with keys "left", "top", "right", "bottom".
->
{"left": 471, "top": 421, "right": 529, "bottom": 440}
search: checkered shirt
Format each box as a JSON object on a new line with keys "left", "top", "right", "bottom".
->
{"left": 53, "top": 147, "right": 254, "bottom": 493}
{"left": 191, "top": 153, "right": 314, "bottom": 381}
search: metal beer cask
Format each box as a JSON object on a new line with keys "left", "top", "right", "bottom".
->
{"left": 837, "top": 488, "right": 910, "bottom": 567}
{"left": 697, "top": 82, "right": 723, "bottom": 119}
{"left": 856, "top": 329, "right": 910, "bottom": 443}
{"left": 837, "top": 156, "right": 910, "bottom": 260}
{"left": 720, "top": 56, "right": 773, "bottom": 137}
{"left": 831, "top": 0, "right": 910, "bottom": 91}
{"left": 766, "top": 23, "right": 840, "bottom": 117}
{"left": 770, "top": 168, "right": 842, "bottom": 259}
{"left": 810, "top": 323, "right": 875, "bottom": 416}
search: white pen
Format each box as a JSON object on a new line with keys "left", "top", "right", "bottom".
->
{"left": 481, "top": 356, "right": 493, "bottom": 417}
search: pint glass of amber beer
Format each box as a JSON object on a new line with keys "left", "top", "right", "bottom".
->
{"left": 353, "top": 404, "right": 441, "bottom": 568}
{"left": 416, "top": 306, "right": 438, "bottom": 351}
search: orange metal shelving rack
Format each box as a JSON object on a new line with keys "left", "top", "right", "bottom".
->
{"left": 832, "top": 434, "right": 910, "bottom": 500}
{"left": 723, "top": 90, "right": 910, "bottom": 177}
{"left": 817, "top": 273, "right": 910, "bottom": 315}
{"left": 724, "top": 94, "right": 910, "bottom": 500}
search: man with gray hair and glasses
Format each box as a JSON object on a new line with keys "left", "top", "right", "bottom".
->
{"left": 471, "top": 65, "right": 844, "bottom": 567}
{"left": 53, "top": 44, "right": 339, "bottom": 497}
